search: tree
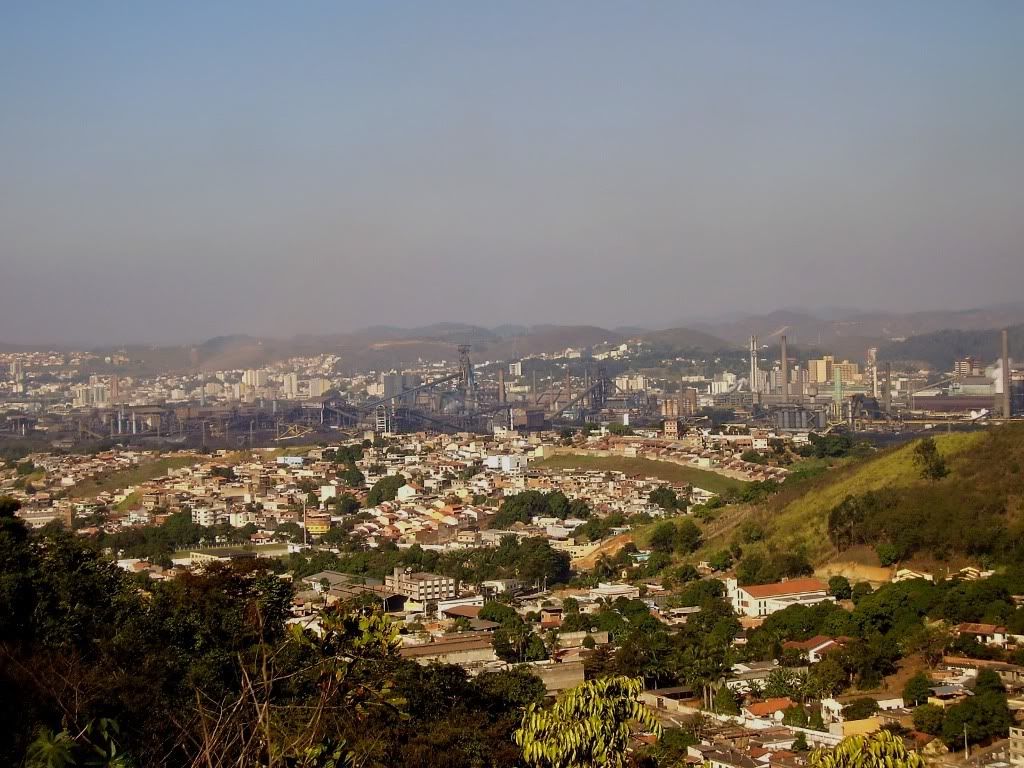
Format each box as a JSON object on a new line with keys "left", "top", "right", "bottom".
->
{"left": 876, "top": 542, "right": 900, "bottom": 567}
{"left": 902, "top": 672, "right": 933, "bottom": 707}
{"left": 793, "top": 732, "right": 809, "bottom": 752}
{"left": 643, "top": 725, "right": 698, "bottom": 766}
{"left": 476, "top": 668, "right": 547, "bottom": 713}
{"left": 336, "top": 493, "right": 360, "bottom": 515}
{"left": 810, "top": 730, "right": 926, "bottom": 768}
{"left": 648, "top": 486, "right": 678, "bottom": 512}
{"left": 676, "top": 642, "right": 729, "bottom": 710}
{"left": 841, "top": 698, "right": 879, "bottom": 721}
{"left": 649, "top": 522, "right": 677, "bottom": 554}
{"left": 850, "top": 582, "right": 873, "bottom": 604}
{"left": 340, "top": 466, "right": 365, "bottom": 488}
{"left": 479, "top": 601, "right": 520, "bottom": 625}
{"left": 912, "top": 704, "right": 944, "bottom": 736}
{"left": 941, "top": 688, "right": 1012, "bottom": 750}
{"left": 674, "top": 519, "right": 702, "bottom": 553}
{"left": 828, "top": 576, "right": 852, "bottom": 601}
{"left": 903, "top": 624, "right": 951, "bottom": 668}
{"left": 713, "top": 685, "right": 739, "bottom": 715}
{"left": 514, "top": 676, "right": 661, "bottom": 768}
{"left": 366, "top": 475, "right": 405, "bottom": 506}
{"left": 808, "top": 655, "right": 847, "bottom": 699}
{"left": 783, "top": 706, "right": 809, "bottom": 727}
{"left": 974, "top": 668, "right": 1005, "bottom": 695}
{"left": 913, "top": 438, "right": 948, "bottom": 481}
{"left": 708, "top": 550, "right": 733, "bottom": 572}
{"left": 0, "top": 496, "right": 22, "bottom": 517}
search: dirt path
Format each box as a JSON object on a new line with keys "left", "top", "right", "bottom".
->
{"left": 815, "top": 560, "right": 892, "bottom": 585}
{"left": 573, "top": 533, "right": 634, "bottom": 570}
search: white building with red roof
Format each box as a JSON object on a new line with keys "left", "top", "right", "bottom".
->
{"left": 726, "top": 577, "right": 833, "bottom": 618}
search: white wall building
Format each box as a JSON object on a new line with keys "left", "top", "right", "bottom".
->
{"left": 726, "top": 577, "right": 833, "bottom": 618}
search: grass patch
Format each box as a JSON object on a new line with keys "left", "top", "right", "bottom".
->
{"left": 115, "top": 491, "right": 142, "bottom": 512}
{"left": 533, "top": 453, "right": 747, "bottom": 496}
{"left": 70, "top": 455, "right": 199, "bottom": 499}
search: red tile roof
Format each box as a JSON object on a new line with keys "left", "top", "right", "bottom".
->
{"left": 957, "top": 622, "right": 1006, "bottom": 634}
{"left": 745, "top": 697, "right": 795, "bottom": 717}
{"left": 741, "top": 578, "right": 828, "bottom": 599}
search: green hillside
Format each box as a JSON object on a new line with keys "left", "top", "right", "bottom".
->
{"left": 706, "top": 425, "right": 1024, "bottom": 568}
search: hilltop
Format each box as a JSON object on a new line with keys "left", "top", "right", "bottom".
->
{"left": 703, "top": 424, "right": 1024, "bottom": 573}
{"left": 878, "top": 324, "right": 1024, "bottom": 370}
{"left": 692, "top": 302, "right": 1024, "bottom": 352}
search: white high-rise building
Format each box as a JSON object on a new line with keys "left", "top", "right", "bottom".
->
{"left": 282, "top": 373, "right": 299, "bottom": 398}
{"left": 242, "top": 369, "right": 269, "bottom": 388}
{"left": 307, "top": 377, "right": 330, "bottom": 398}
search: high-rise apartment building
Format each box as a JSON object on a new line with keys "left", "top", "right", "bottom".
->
{"left": 242, "top": 369, "right": 269, "bottom": 388}
{"left": 307, "top": 377, "right": 330, "bottom": 398}
{"left": 282, "top": 373, "right": 299, "bottom": 398}
{"left": 832, "top": 361, "right": 860, "bottom": 384}
{"left": 807, "top": 356, "right": 833, "bottom": 384}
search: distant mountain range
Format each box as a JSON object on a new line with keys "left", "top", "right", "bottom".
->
{"left": 7, "top": 302, "right": 1024, "bottom": 373}
{"left": 689, "top": 302, "right": 1024, "bottom": 359}
{"left": 878, "top": 325, "right": 1024, "bottom": 371}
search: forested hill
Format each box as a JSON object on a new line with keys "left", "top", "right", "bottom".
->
{"left": 878, "top": 324, "right": 1024, "bottom": 370}
{"left": 739, "top": 424, "right": 1024, "bottom": 569}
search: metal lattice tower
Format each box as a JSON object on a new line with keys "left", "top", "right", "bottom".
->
{"left": 457, "top": 345, "right": 476, "bottom": 410}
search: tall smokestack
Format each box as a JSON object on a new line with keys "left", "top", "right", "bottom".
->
{"left": 749, "top": 335, "right": 759, "bottom": 403}
{"left": 883, "top": 362, "right": 892, "bottom": 415}
{"left": 498, "top": 367, "right": 506, "bottom": 404}
{"left": 1002, "top": 329, "right": 1012, "bottom": 419}
{"left": 679, "top": 374, "right": 685, "bottom": 417}
{"left": 780, "top": 335, "right": 790, "bottom": 402}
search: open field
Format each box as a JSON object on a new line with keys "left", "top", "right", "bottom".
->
{"left": 533, "top": 454, "right": 749, "bottom": 496}
{"left": 69, "top": 455, "right": 200, "bottom": 499}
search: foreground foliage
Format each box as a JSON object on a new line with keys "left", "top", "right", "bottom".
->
{"left": 514, "top": 676, "right": 660, "bottom": 768}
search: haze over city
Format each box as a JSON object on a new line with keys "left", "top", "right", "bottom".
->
{"left": 3, "top": 2, "right": 1023, "bottom": 345}
{"left": 7, "top": 4, "right": 1024, "bottom": 768}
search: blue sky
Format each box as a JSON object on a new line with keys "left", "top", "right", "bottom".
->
{"left": 2, "top": 2, "right": 1022, "bottom": 344}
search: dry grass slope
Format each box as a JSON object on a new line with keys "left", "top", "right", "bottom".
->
{"left": 695, "top": 430, "right": 989, "bottom": 565}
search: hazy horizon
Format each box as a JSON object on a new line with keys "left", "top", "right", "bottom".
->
{"left": 3, "top": 2, "right": 1023, "bottom": 346}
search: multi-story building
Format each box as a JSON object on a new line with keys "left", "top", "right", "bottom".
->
{"left": 307, "top": 377, "right": 330, "bottom": 398}
{"left": 726, "top": 577, "right": 833, "bottom": 618}
{"left": 807, "top": 356, "right": 834, "bottom": 384}
{"left": 305, "top": 511, "right": 332, "bottom": 536}
{"left": 242, "top": 369, "right": 268, "bottom": 388}
{"left": 380, "top": 373, "right": 422, "bottom": 404}
{"left": 385, "top": 567, "right": 457, "bottom": 604}
{"left": 614, "top": 374, "right": 648, "bottom": 392}
{"left": 954, "top": 357, "right": 981, "bottom": 377}
{"left": 282, "top": 373, "right": 299, "bottom": 398}
{"left": 832, "top": 360, "right": 860, "bottom": 385}
{"left": 1010, "top": 726, "right": 1024, "bottom": 768}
